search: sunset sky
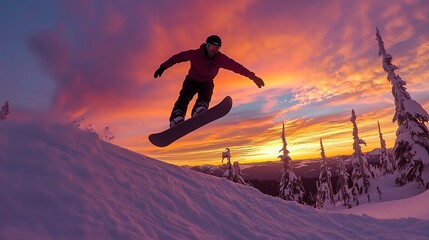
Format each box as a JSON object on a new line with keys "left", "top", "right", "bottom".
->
{"left": 1, "top": 0, "right": 429, "bottom": 166}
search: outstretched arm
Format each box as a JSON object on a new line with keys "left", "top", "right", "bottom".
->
{"left": 221, "top": 55, "right": 265, "bottom": 88}
{"left": 154, "top": 49, "right": 194, "bottom": 78}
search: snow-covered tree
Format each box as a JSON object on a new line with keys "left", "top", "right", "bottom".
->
{"left": 336, "top": 157, "right": 351, "bottom": 208}
{"left": 222, "top": 148, "right": 233, "bottom": 180}
{"left": 278, "top": 123, "right": 305, "bottom": 204}
{"left": 232, "top": 161, "right": 247, "bottom": 185}
{"left": 221, "top": 148, "right": 247, "bottom": 185}
{"left": 222, "top": 148, "right": 231, "bottom": 163}
{"left": 0, "top": 101, "right": 10, "bottom": 120}
{"left": 350, "top": 184, "right": 359, "bottom": 206}
{"left": 376, "top": 28, "right": 429, "bottom": 187}
{"left": 315, "top": 138, "right": 335, "bottom": 209}
{"left": 350, "top": 109, "right": 371, "bottom": 201}
{"left": 378, "top": 121, "right": 395, "bottom": 174}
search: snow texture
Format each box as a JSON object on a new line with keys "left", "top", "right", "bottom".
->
{"left": 1, "top": 118, "right": 429, "bottom": 239}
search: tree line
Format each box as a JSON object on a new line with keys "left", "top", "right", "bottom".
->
{"left": 219, "top": 28, "right": 429, "bottom": 209}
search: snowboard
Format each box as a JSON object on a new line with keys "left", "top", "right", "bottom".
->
{"left": 149, "top": 96, "right": 233, "bottom": 147}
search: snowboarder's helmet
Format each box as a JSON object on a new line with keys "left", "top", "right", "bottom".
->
{"left": 206, "top": 35, "right": 222, "bottom": 47}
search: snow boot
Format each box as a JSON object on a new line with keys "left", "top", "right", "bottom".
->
{"left": 192, "top": 101, "right": 208, "bottom": 117}
{"left": 170, "top": 109, "right": 185, "bottom": 128}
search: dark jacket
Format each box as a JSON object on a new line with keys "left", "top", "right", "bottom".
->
{"left": 161, "top": 44, "right": 257, "bottom": 82}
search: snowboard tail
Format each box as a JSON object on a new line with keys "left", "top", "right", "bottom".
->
{"left": 149, "top": 96, "right": 233, "bottom": 147}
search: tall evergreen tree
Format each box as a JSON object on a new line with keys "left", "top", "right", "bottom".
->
{"left": 350, "top": 109, "right": 371, "bottom": 201}
{"left": 315, "top": 138, "right": 335, "bottom": 209}
{"left": 278, "top": 123, "right": 305, "bottom": 204}
{"left": 378, "top": 121, "right": 395, "bottom": 174}
{"left": 336, "top": 157, "right": 351, "bottom": 208}
{"left": 376, "top": 28, "right": 429, "bottom": 187}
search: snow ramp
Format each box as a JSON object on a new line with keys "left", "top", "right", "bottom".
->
{"left": 0, "top": 119, "right": 428, "bottom": 239}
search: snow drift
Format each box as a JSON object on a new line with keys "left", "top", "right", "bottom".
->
{"left": 0, "top": 118, "right": 428, "bottom": 239}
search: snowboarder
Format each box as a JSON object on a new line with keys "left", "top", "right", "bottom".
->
{"left": 154, "top": 35, "right": 265, "bottom": 127}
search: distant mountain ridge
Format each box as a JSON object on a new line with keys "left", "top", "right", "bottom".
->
{"left": 188, "top": 150, "right": 386, "bottom": 181}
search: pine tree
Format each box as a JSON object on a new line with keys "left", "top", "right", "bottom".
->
{"left": 222, "top": 148, "right": 233, "bottom": 181}
{"left": 278, "top": 123, "right": 305, "bottom": 204}
{"left": 315, "top": 138, "right": 335, "bottom": 209}
{"left": 232, "top": 161, "right": 247, "bottom": 185}
{"left": 378, "top": 121, "right": 395, "bottom": 174}
{"left": 0, "top": 101, "right": 10, "bottom": 120}
{"left": 336, "top": 157, "right": 351, "bottom": 208}
{"left": 350, "top": 109, "right": 371, "bottom": 201}
{"left": 221, "top": 148, "right": 247, "bottom": 185}
{"left": 376, "top": 28, "right": 429, "bottom": 187}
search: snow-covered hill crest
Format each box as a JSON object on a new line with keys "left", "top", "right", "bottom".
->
{"left": 1, "top": 119, "right": 428, "bottom": 239}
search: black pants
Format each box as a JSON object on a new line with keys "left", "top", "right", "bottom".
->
{"left": 169, "top": 78, "right": 214, "bottom": 121}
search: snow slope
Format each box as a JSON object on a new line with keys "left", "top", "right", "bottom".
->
{"left": 339, "top": 189, "right": 429, "bottom": 220}
{"left": 1, "top": 118, "right": 429, "bottom": 239}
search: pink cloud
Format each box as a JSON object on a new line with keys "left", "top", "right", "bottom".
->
{"left": 27, "top": 2, "right": 159, "bottom": 117}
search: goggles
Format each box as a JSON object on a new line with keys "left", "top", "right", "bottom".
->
{"left": 206, "top": 43, "right": 221, "bottom": 53}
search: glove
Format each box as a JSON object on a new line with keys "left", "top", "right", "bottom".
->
{"left": 252, "top": 76, "right": 265, "bottom": 88}
{"left": 154, "top": 65, "right": 166, "bottom": 78}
